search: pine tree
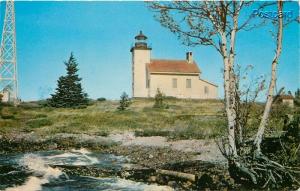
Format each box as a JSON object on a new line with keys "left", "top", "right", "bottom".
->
{"left": 295, "top": 88, "right": 300, "bottom": 107}
{"left": 153, "top": 88, "right": 168, "bottom": 109}
{"left": 49, "top": 53, "right": 88, "bottom": 108}
{"left": 0, "top": 94, "right": 3, "bottom": 117}
{"left": 117, "top": 92, "right": 131, "bottom": 111}
{"left": 295, "top": 89, "right": 300, "bottom": 98}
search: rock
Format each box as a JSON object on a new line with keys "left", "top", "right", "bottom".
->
{"left": 228, "top": 177, "right": 235, "bottom": 185}
{"left": 49, "top": 143, "right": 58, "bottom": 150}
{"left": 121, "top": 171, "right": 130, "bottom": 178}
{"left": 184, "top": 181, "right": 192, "bottom": 187}
{"left": 156, "top": 175, "right": 166, "bottom": 184}
{"left": 149, "top": 154, "right": 154, "bottom": 159}
{"left": 148, "top": 176, "right": 157, "bottom": 182}
{"left": 167, "top": 180, "right": 177, "bottom": 187}
{"left": 144, "top": 185, "right": 174, "bottom": 191}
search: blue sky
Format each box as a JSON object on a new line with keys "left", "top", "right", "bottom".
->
{"left": 0, "top": 1, "right": 299, "bottom": 101}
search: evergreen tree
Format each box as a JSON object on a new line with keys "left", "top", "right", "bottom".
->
{"left": 118, "top": 92, "right": 131, "bottom": 111}
{"left": 153, "top": 88, "right": 168, "bottom": 109}
{"left": 295, "top": 88, "right": 300, "bottom": 107}
{"left": 295, "top": 88, "right": 300, "bottom": 98}
{"left": 0, "top": 94, "right": 3, "bottom": 117}
{"left": 49, "top": 53, "right": 88, "bottom": 108}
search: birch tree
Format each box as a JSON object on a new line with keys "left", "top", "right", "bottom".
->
{"left": 149, "top": 1, "right": 248, "bottom": 156}
{"left": 253, "top": 1, "right": 283, "bottom": 154}
{"left": 149, "top": 0, "right": 270, "bottom": 156}
{"left": 149, "top": 1, "right": 299, "bottom": 188}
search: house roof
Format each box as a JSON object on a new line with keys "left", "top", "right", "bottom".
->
{"left": 199, "top": 78, "right": 218, "bottom": 87}
{"left": 147, "top": 59, "right": 201, "bottom": 74}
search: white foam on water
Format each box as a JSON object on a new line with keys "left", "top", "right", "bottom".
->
{"left": 71, "top": 148, "right": 91, "bottom": 155}
{"left": 91, "top": 177, "right": 174, "bottom": 191}
{"left": 44, "top": 148, "right": 99, "bottom": 166}
{"left": 5, "top": 154, "right": 63, "bottom": 191}
{"left": 70, "top": 148, "right": 99, "bottom": 165}
{"left": 3, "top": 150, "right": 169, "bottom": 191}
{"left": 5, "top": 176, "right": 46, "bottom": 191}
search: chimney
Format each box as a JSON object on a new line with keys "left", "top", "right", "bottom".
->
{"left": 186, "top": 52, "right": 193, "bottom": 64}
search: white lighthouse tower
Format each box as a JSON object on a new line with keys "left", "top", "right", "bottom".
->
{"left": 130, "top": 31, "right": 151, "bottom": 98}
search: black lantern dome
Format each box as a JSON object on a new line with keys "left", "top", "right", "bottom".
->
{"left": 135, "top": 31, "right": 148, "bottom": 40}
{"left": 130, "top": 31, "right": 152, "bottom": 52}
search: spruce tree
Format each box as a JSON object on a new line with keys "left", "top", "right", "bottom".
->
{"left": 295, "top": 88, "right": 300, "bottom": 107}
{"left": 295, "top": 89, "right": 300, "bottom": 98}
{"left": 117, "top": 92, "right": 131, "bottom": 111}
{"left": 153, "top": 88, "right": 168, "bottom": 109}
{"left": 49, "top": 53, "right": 88, "bottom": 108}
{"left": 0, "top": 94, "right": 3, "bottom": 117}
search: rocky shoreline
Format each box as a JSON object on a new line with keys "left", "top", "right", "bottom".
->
{"left": 0, "top": 132, "right": 235, "bottom": 190}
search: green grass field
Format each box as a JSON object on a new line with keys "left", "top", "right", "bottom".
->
{"left": 0, "top": 98, "right": 294, "bottom": 140}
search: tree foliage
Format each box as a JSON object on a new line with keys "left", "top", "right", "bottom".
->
{"left": 149, "top": 1, "right": 268, "bottom": 156}
{"left": 49, "top": 53, "right": 88, "bottom": 108}
{"left": 295, "top": 89, "right": 300, "bottom": 107}
{"left": 153, "top": 88, "right": 168, "bottom": 109}
{"left": 117, "top": 92, "right": 131, "bottom": 111}
{"left": 277, "top": 111, "right": 300, "bottom": 165}
{"left": 0, "top": 94, "right": 3, "bottom": 117}
{"left": 295, "top": 89, "right": 300, "bottom": 98}
{"left": 149, "top": 1, "right": 299, "bottom": 188}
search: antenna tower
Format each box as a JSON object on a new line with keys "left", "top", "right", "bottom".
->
{"left": 0, "top": 0, "right": 18, "bottom": 103}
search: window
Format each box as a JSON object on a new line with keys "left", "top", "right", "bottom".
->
{"left": 204, "top": 86, "right": 209, "bottom": 94}
{"left": 172, "top": 78, "right": 177, "bottom": 88}
{"left": 186, "top": 79, "right": 191, "bottom": 88}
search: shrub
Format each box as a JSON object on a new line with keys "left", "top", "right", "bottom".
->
{"left": 17, "top": 102, "right": 42, "bottom": 109}
{"left": 34, "top": 114, "right": 48, "bottom": 118}
{"left": 0, "top": 94, "right": 3, "bottom": 117}
{"left": 95, "top": 131, "right": 109, "bottom": 137}
{"left": 265, "top": 110, "right": 300, "bottom": 166}
{"left": 135, "top": 129, "right": 170, "bottom": 137}
{"left": 0, "top": 103, "right": 16, "bottom": 120}
{"left": 117, "top": 92, "right": 131, "bottom": 111}
{"left": 26, "top": 118, "right": 53, "bottom": 129}
{"left": 97, "top": 97, "right": 106, "bottom": 102}
{"left": 36, "top": 100, "right": 49, "bottom": 107}
{"left": 295, "top": 89, "right": 300, "bottom": 107}
{"left": 169, "top": 117, "right": 226, "bottom": 140}
{"left": 1, "top": 115, "right": 15, "bottom": 120}
{"left": 268, "top": 104, "right": 293, "bottom": 133}
{"left": 153, "top": 89, "right": 169, "bottom": 109}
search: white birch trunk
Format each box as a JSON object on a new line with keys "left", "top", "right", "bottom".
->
{"left": 221, "top": 32, "right": 238, "bottom": 157}
{"left": 254, "top": 1, "right": 283, "bottom": 153}
{"left": 228, "top": 2, "right": 241, "bottom": 145}
{"left": 222, "top": 2, "right": 241, "bottom": 157}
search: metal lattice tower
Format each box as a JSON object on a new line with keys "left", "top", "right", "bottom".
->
{"left": 0, "top": 0, "right": 18, "bottom": 103}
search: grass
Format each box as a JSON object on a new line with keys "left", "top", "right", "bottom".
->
{"left": 0, "top": 98, "right": 294, "bottom": 140}
{"left": 26, "top": 118, "right": 53, "bottom": 129}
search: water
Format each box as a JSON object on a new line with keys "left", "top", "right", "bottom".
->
{"left": 0, "top": 149, "right": 172, "bottom": 191}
